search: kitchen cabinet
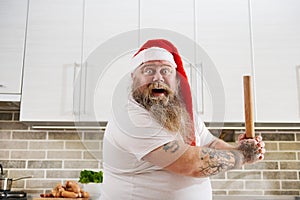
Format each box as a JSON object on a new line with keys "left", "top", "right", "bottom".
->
{"left": 77, "top": 0, "right": 139, "bottom": 121}
{"left": 138, "top": 0, "right": 196, "bottom": 90}
{"left": 0, "top": 0, "right": 28, "bottom": 101}
{"left": 196, "top": 0, "right": 252, "bottom": 122}
{"left": 252, "top": 0, "right": 300, "bottom": 122}
{"left": 18, "top": 0, "right": 299, "bottom": 123}
{"left": 139, "top": 0, "right": 195, "bottom": 41}
{"left": 20, "top": 0, "right": 83, "bottom": 121}
{"left": 138, "top": 0, "right": 252, "bottom": 123}
{"left": 139, "top": 0, "right": 208, "bottom": 121}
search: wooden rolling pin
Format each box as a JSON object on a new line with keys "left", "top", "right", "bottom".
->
{"left": 243, "top": 75, "right": 255, "bottom": 139}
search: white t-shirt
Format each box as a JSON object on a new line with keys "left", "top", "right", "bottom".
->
{"left": 101, "top": 97, "right": 216, "bottom": 200}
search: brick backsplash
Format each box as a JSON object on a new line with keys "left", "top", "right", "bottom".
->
{"left": 0, "top": 111, "right": 299, "bottom": 198}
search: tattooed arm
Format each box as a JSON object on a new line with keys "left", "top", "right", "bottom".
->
{"left": 206, "top": 134, "right": 265, "bottom": 161}
{"left": 164, "top": 142, "right": 244, "bottom": 177}
{"left": 205, "top": 137, "right": 236, "bottom": 150}
{"left": 143, "top": 139, "right": 262, "bottom": 178}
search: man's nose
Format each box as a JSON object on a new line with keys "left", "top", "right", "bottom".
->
{"left": 152, "top": 71, "right": 164, "bottom": 82}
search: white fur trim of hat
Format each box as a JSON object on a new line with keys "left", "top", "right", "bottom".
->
{"left": 131, "top": 47, "right": 177, "bottom": 69}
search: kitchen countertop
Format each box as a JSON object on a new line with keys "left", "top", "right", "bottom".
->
{"left": 32, "top": 198, "right": 89, "bottom": 200}
{"left": 214, "top": 196, "right": 298, "bottom": 200}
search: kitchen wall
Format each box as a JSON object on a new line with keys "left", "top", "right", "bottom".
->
{"left": 0, "top": 108, "right": 299, "bottom": 199}
{"left": 0, "top": 106, "right": 103, "bottom": 197}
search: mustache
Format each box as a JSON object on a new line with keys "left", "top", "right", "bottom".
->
{"left": 132, "top": 82, "right": 175, "bottom": 109}
{"left": 147, "top": 82, "right": 174, "bottom": 96}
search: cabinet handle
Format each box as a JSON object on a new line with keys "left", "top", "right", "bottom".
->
{"left": 72, "top": 62, "right": 81, "bottom": 116}
{"left": 196, "top": 63, "right": 204, "bottom": 114}
{"left": 190, "top": 63, "right": 204, "bottom": 114}
{"left": 73, "top": 62, "right": 81, "bottom": 86}
{"left": 73, "top": 61, "right": 88, "bottom": 117}
{"left": 297, "top": 65, "right": 300, "bottom": 118}
{"left": 82, "top": 61, "right": 87, "bottom": 115}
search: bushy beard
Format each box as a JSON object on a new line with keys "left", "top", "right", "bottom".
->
{"left": 132, "top": 82, "right": 194, "bottom": 144}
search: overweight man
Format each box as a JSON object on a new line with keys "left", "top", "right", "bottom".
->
{"left": 101, "top": 39, "right": 265, "bottom": 200}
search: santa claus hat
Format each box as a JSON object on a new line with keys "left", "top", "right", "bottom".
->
{"left": 132, "top": 39, "right": 196, "bottom": 146}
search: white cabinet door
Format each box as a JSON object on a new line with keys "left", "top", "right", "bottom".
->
{"left": 139, "top": 0, "right": 196, "bottom": 73}
{"left": 0, "top": 0, "right": 27, "bottom": 101}
{"left": 78, "top": 0, "right": 139, "bottom": 121}
{"left": 139, "top": 0, "right": 205, "bottom": 121}
{"left": 139, "top": 0, "right": 252, "bottom": 123}
{"left": 140, "top": 0, "right": 195, "bottom": 41}
{"left": 252, "top": 0, "right": 300, "bottom": 122}
{"left": 196, "top": 0, "right": 252, "bottom": 122}
{"left": 20, "top": 0, "right": 83, "bottom": 121}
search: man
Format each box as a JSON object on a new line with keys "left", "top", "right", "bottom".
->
{"left": 101, "top": 39, "right": 265, "bottom": 200}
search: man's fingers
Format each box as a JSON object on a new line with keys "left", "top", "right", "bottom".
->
{"left": 255, "top": 135, "right": 262, "bottom": 142}
{"left": 259, "top": 155, "right": 264, "bottom": 160}
{"left": 257, "top": 141, "right": 265, "bottom": 148}
{"left": 258, "top": 148, "right": 266, "bottom": 154}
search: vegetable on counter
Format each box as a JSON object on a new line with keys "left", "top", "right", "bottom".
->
{"left": 79, "top": 170, "right": 103, "bottom": 184}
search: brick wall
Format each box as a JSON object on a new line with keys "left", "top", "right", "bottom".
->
{"left": 0, "top": 110, "right": 103, "bottom": 197}
{"left": 211, "top": 130, "right": 300, "bottom": 198}
{"left": 0, "top": 109, "right": 299, "bottom": 199}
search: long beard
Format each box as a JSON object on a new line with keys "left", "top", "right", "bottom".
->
{"left": 132, "top": 82, "right": 194, "bottom": 144}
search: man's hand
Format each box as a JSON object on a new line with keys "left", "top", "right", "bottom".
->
{"left": 237, "top": 134, "right": 266, "bottom": 164}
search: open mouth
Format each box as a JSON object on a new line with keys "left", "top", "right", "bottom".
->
{"left": 152, "top": 88, "right": 167, "bottom": 97}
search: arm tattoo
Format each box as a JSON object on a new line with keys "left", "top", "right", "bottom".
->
{"left": 163, "top": 141, "right": 179, "bottom": 153}
{"left": 207, "top": 139, "right": 219, "bottom": 149}
{"left": 198, "top": 147, "right": 244, "bottom": 176}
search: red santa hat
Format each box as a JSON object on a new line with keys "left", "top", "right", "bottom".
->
{"left": 131, "top": 39, "right": 196, "bottom": 146}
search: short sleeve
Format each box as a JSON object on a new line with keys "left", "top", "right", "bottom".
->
{"left": 194, "top": 116, "right": 216, "bottom": 146}
{"left": 111, "top": 98, "right": 177, "bottom": 161}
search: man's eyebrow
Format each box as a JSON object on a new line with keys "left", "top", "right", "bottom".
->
{"left": 142, "top": 64, "right": 173, "bottom": 68}
{"left": 141, "top": 64, "right": 156, "bottom": 68}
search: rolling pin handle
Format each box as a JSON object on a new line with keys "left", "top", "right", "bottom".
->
{"left": 243, "top": 75, "right": 255, "bottom": 139}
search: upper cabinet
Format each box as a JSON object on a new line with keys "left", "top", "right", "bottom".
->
{"left": 138, "top": 0, "right": 196, "bottom": 85}
{"left": 252, "top": 0, "right": 300, "bottom": 122}
{"left": 18, "top": 0, "right": 299, "bottom": 123}
{"left": 83, "top": 0, "right": 139, "bottom": 60}
{"left": 79, "top": 0, "right": 139, "bottom": 122}
{"left": 139, "top": 0, "right": 253, "bottom": 123}
{"left": 196, "top": 0, "right": 252, "bottom": 122}
{"left": 20, "top": 0, "right": 83, "bottom": 121}
{"left": 139, "top": 0, "right": 194, "bottom": 40}
{"left": 139, "top": 0, "right": 208, "bottom": 122}
{"left": 0, "top": 0, "right": 28, "bottom": 101}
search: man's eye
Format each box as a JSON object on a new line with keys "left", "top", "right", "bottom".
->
{"left": 144, "top": 68, "right": 154, "bottom": 74}
{"left": 161, "top": 68, "right": 171, "bottom": 75}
